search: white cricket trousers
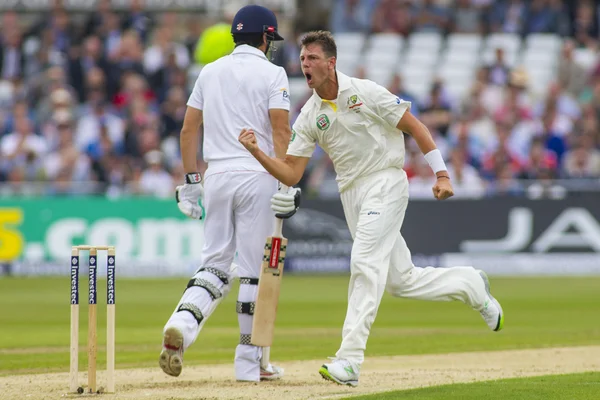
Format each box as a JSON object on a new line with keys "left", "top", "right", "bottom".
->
{"left": 336, "top": 168, "right": 487, "bottom": 365}
{"left": 165, "top": 169, "right": 277, "bottom": 381}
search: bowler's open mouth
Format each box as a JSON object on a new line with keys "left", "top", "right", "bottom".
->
{"left": 305, "top": 73, "right": 312, "bottom": 84}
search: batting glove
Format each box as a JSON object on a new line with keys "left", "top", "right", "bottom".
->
{"left": 175, "top": 173, "right": 205, "bottom": 220}
{"left": 271, "top": 185, "right": 301, "bottom": 219}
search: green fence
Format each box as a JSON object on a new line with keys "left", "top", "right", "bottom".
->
{"left": 0, "top": 198, "right": 205, "bottom": 276}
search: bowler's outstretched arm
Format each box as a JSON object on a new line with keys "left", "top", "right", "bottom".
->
{"left": 239, "top": 129, "right": 310, "bottom": 186}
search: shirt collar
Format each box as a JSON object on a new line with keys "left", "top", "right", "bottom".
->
{"left": 336, "top": 70, "right": 352, "bottom": 92}
{"left": 312, "top": 70, "right": 353, "bottom": 103}
{"left": 232, "top": 44, "right": 268, "bottom": 60}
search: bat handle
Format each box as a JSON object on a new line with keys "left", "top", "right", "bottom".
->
{"left": 273, "top": 182, "right": 288, "bottom": 237}
{"left": 274, "top": 218, "right": 284, "bottom": 237}
{"left": 261, "top": 347, "right": 270, "bottom": 369}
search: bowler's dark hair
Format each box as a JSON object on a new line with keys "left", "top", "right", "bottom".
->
{"left": 232, "top": 33, "right": 265, "bottom": 48}
{"left": 300, "top": 30, "right": 337, "bottom": 58}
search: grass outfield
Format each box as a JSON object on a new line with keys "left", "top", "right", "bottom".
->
{"left": 345, "top": 372, "right": 600, "bottom": 400}
{"left": 0, "top": 275, "right": 599, "bottom": 375}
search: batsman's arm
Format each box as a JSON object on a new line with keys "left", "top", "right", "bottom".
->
{"left": 396, "top": 111, "right": 449, "bottom": 179}
{"left": 269, "top": 109, "right": 293, "bottom": 159}
{"left": 180, "top": 106, "right": 203, "bottom": 173}
{"left": 239, "top": 129, "right": 309, "bottom": 187}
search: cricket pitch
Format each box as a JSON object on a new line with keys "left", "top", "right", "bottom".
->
{"left": 1, "top": 346, "right": 599, "bottom": 400}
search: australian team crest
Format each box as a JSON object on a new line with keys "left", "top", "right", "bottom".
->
{"left": 347, "top": 94, "right": 363, "bottom": 112}
{"left": 316, "top": 114, "right": 330, "bottom": 131}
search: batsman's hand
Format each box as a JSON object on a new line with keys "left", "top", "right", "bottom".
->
{"left": 271, "top": 184, "right": 301, "bottom": 219}
{"left": 176, "top": 173, "right": 205, "bottom": 219}
{"left": 432, "top": 175, "right": 454, "bottom": 201}
{"left": 239, "top": 128, "right": 259, "bottom": 154}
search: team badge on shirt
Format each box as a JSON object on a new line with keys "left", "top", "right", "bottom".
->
{"left": 347, "top": 94, "right": 362, "bottom": 112}
{"left": 316, "top": 114, "right": 330, "bottom": 131}
{"left": 290, "top": 129, "right": 296, "bottom": 142}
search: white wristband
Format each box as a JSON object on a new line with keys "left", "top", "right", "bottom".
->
{"left": 424, "top": 149, "right": 447, "bottom": 174}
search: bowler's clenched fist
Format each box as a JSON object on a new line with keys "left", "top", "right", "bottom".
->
{"left": 239, "top": 129, "right": 259, "bottom": 154}
{"left": 432, "top": 177, "right": 454, "bottom": 200}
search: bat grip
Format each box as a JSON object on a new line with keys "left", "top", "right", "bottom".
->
{"left": 274, "top": 217, "right": 284, "bottom": 237}
{"left": 273, "top": 182, "right": 288, "bottom": 237}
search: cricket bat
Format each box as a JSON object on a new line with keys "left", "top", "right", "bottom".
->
{"left": 251, "top": 184, "right": 289, "bottom": 367}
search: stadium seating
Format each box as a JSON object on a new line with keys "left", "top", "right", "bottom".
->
{"left": 331, "top": 31, "right": 568, "bottom": 105}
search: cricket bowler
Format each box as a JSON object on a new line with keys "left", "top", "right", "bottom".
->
{"left": 159, "top": 5, "right": 301, "bottom": 382}
{"left": 239, "top": 30, "right": 504, "bottom": 387}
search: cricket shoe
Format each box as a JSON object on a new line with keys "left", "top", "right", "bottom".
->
{"left": 478, "top": 270, "right": 504, "bottom": 331}
{"left": 260, "top": 363, "right": 284, "bottom": 381}
{"left": 319, "top": 358, "right": 360, "bottom": 387}
{"left": 159, "top": 326, "right": 184, "bottom": 377}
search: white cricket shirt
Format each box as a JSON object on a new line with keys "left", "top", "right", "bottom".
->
{"left": 187, "top": 45, "right": 290, "bottom": 176}
{"left": 288, "top": 71, "right": 411, "bottom": 192}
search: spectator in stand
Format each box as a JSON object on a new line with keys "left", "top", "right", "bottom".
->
{"left": 75, "top": 99, "right": 124, "bottom": 158}
{"left": 570, "top": 0, "right": 598, "bottom": 49}
{"left": 451, "top": 0, "right": 483, "bottom": 34}
{"left": 447, "top": 117, "right": 488, "bottom": 169}
{"left": 411, "top": 0, "right": 450, "bottom": 34}
{"left": 558, "top": 39, "right": 588, "bottom": 98}
{"left": 280, "top": 30, "right": 304, "bottom": 78}
{"left": 445, "top": 148, "right": 486, "bottom": 198}
{"left": 68, "top": 35, "right": 112, "bottom": 103}
{"left": 562, "top": 133, "right": 600, "bottom": 178}
{"left": 43, "top": 109, "right": 92, "bottom": 191}
{"left": 330, "top": 0, "right": 376, "bottom": 33}
{"left": 533, "top": 111, "right": 567, "bottom": 165}
{"left": 534, "top": 82, "right": 581, "bottom": 121}
{"left": 109, "top": 30, "right": 145, "bottom": 86}
{"left": 372, "top": 0, "right": 413, "bottom": 35}
{"left": 143, "top": 26, "right": 190, "bottom": 79}
{"left": 1, "top": 115, "right": 47, "bottom": 181}
{"left": 420, "top": 81, "right": 452, "bottom": 138}
{"left": 83, "top": 0, "right": 112, "bottom": 37}
{"left": 486, "top": 164, "right": 523, "bottom": 196}
{"left": 101, "top": 12, "right": 123, "bottom": 61}
{"left": 0, "top": 30, "right": 25, "bottom": 83}
{"left": 388, "top": 73, "right": 419, "bottom": 116}
{"left": 182, "top": 17, "right": 204, "bottom": 59}
{"left": 122, "top": 0, "right": 153, "bottom": 44}
{"left": 523, "top": 0, "right": 561, "bottom": 35}
{"left": 519, "top": 136, "right": 559, "bottom": 180}
{"left": 489, "top": 0, "right": 527, "bottom": 34}
{"left": 487, "top": 48, "right": 511, "bottom": 87}
{"left": 138, "top": 150, "right": 173, "bottom": 198}
{"left": 481, "top": 121, "right": 523, "bottom": 180}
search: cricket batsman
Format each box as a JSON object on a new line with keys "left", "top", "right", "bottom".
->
{"left": 238, "top": 30, "right": 504, "bottom": 387}
{"left": 159, "top": 5, "right": 301, "bottom": 382}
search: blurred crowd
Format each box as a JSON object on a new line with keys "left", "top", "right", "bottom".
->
{"left": 1, "top": 0, "right": 600, "bottom": 200}
{"left": 330, "top": 0, "right": 594, "bottom": 42}
{"left": 292, "top": 0, "right": 600, "bottom": 199}
{"left": 0, "top": 1, "right": 217, "bottom": 197}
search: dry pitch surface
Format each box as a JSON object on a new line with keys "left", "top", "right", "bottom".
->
{"left": 1, "top": 346, "right": 599, "bottom": 400}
